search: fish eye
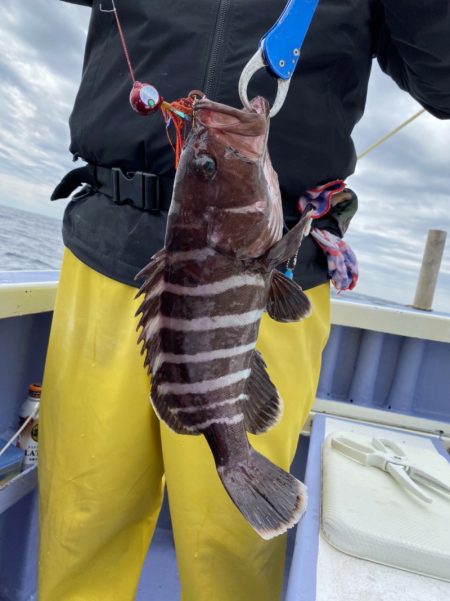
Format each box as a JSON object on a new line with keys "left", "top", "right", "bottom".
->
{"left": 193, "top": 154, "right": 217, "bottom": 179}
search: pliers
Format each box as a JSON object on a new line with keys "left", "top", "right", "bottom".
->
{"left": 238, "top": 0, "right": 320, "bottom": 117}
{"left": 331, "top": 434, "right": 450, "bottom": 504}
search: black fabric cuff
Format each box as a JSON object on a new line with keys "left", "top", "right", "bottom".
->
{"left": 60, "top": 1, "right": 93, "bottom": 6}
{"left": 314, "top": 189, "right": 359, "bottom": 238}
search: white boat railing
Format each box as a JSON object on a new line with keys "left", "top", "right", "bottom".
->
{"left": 0, "top": 271, "right": 59, "bottom": 319}
{"left": 1, "top": 270, "right": 449, "bottom": 341}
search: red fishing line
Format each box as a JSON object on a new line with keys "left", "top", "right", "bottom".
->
{"left": 103, "top": 0, "right": 194, "bottom": 167}
{"left": 110, "top": 0, "right": 136, "bottom": 83}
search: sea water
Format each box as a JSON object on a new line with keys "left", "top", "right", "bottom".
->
{"left": 0, "top": 204, "right": 64, "bottom": 271}
{"left": 0, "top": 203, "right": 408, "bottom": 308}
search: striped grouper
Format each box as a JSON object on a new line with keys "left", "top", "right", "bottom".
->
{"left": 136, "top": 96, "right": 313, "bottom": 539}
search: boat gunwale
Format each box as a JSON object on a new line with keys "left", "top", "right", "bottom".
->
{"left": 0, "top": 271, "right": 449, "bottom": 343}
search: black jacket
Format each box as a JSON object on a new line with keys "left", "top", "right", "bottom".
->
{"left": 59, "top": 0, "right": 450, "bottom": 289}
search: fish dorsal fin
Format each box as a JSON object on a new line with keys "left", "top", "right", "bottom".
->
{"left": 135, "top": 251, "right": 166, "bottom": 363}
{"left": 267, "top": 271, "right": 312, "bottom": 322}
{"left": 243, "top": 351, "right": 283, "bottom": 434}
{"left": 264, "top": 210, "right": 313, "bottom": 268}
{"left": 135, "top": 251, "right": 195, "bottom": 435}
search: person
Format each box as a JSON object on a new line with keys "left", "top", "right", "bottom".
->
{"left": 39, "top": 1, "right": 450, "bottom": 600}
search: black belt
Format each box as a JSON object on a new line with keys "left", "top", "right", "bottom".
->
{"left": 51, "top": 164, "right": 174, "bottom": 213}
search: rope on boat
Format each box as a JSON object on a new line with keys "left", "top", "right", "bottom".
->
{"left": 0, "top": 405, "right": 39, "bottom": 458}
{"left": 357, "top": 108, "right": 426, "bottom": 160}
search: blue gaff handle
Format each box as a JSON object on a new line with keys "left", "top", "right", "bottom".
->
{"left": 261, "top": 0, "right": 320, "bottom": 80}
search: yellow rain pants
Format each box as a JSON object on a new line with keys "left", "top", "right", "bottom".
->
{"left": 39, "top": 248, "right": 330, "bottom": 601}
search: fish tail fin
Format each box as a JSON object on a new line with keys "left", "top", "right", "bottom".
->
{"left": 217, "top": 448, "right": 307, "bottom": 540}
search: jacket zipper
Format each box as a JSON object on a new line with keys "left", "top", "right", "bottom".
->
{"left": 202, "top": 0, "right": 233, "bottom": 99}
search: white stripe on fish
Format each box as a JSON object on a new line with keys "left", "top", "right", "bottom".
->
{"left": 168, "top": 248, "right": 216, "bottom": 262}
{"left": 164, "top": 274, "right": 265, "bottom": 296}
{"left": 161, "top": 310, "right": 262, "bottom": 332}
{"left": 143, "top": 311, "right": 261, "bottom": 352}
{"left": 183, "top": 413, "right": 245, "bottom": 432}
{"left": 222, "top": 206, "right": 261, "bottom": 214}
{"left": 157, "top": 369, "right": 251, "bottom": 395}
{"left": 152, "top": 342, "right": 256, "bottom": 372}
{"left": 170, "top": 394, "right": 248, "bottom": 415}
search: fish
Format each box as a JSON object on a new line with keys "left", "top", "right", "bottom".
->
{"left": 135, "top": 95, "right": 313, "bottom": 540}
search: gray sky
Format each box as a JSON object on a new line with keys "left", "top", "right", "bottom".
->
{"left": 0, "top": 0, "right": 449, "bottom": 312}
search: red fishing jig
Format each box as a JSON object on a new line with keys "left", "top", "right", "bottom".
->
{"left": 129, "top": 81, "right": 162, "bottom": 115}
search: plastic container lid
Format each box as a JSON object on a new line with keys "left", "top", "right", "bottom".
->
{"left": 28, "top": 383, "right": 42, "bottom": 395}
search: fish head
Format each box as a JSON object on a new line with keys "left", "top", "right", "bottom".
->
{"left": 169, "top": 96, "right": 283, "bottom": 259}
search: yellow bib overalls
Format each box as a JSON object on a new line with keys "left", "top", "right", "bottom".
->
{"left": 38, "top": 248, "right": 330, "bottom": 601}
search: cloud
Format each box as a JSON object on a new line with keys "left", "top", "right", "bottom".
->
{"left": 0, "top": 2, "right": 449, "bottom": 312}
{"left": 346, "top": 64, "right": 450, "bottom": 313}
{"left": 0, "top": 0, "right": 88, "bottom": 217}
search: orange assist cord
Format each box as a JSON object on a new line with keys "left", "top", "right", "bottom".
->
{"left": 160, "top": 97, "right": 195, "bottom": 168}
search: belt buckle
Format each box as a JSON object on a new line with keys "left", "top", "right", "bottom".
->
{"left": 112, "top": 168, "right": 160, "bottom": 213}
{"left": 142, "top": 172, "right": 160, "bottom": 213}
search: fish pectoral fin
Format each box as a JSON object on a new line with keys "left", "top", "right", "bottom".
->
{"left": 263, "top": 209, "right": 313, "bottom": 268}
{"left": 267, "top": 270, "right": 312, "bottom": 322}
{"left": 243, "top": 351, "right": 283, "bottom": 434}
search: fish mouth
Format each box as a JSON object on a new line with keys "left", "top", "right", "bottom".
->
{"left": 194, "top": 97, "right": 269, "bottom": 137}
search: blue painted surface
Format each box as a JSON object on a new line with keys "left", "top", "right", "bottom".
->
{"left": 431, "top": 437, "right": 450, "bottom": 461}
{"left": 136, "top": 491, "right": 179, "bottom": 601}
{"left": 0, "top": 312, "right": 51, "bottom": 601}
{"left": 285, "top": 416, "right": 325, "bottom": 601}
{"left": 0, "top": 442, "right": 24, "bottom": 482}
{"left": 317, "top": 325, "right": 450, "bottom": 423}
{"left": 0, "top": 492, "right": 38, "bottom": 601}
{"left": 136, "top": 523, "right": 179, "bottom": 600}
{"left": 0, "top": 313, "right": 53, "bottom": 434}
{"left": 0, "top": 468, "right": 37, "bottom": 516}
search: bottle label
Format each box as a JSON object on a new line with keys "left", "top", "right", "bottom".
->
{"left": 18, "top": 417, "right": 39, "bottom": 466}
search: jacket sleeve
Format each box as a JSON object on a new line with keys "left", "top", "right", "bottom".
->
{"left": 60, "top": 1, "right": 93, "bottom": 6}
{"left": 376, "top": 1, "right": 450, "bottom": 119}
